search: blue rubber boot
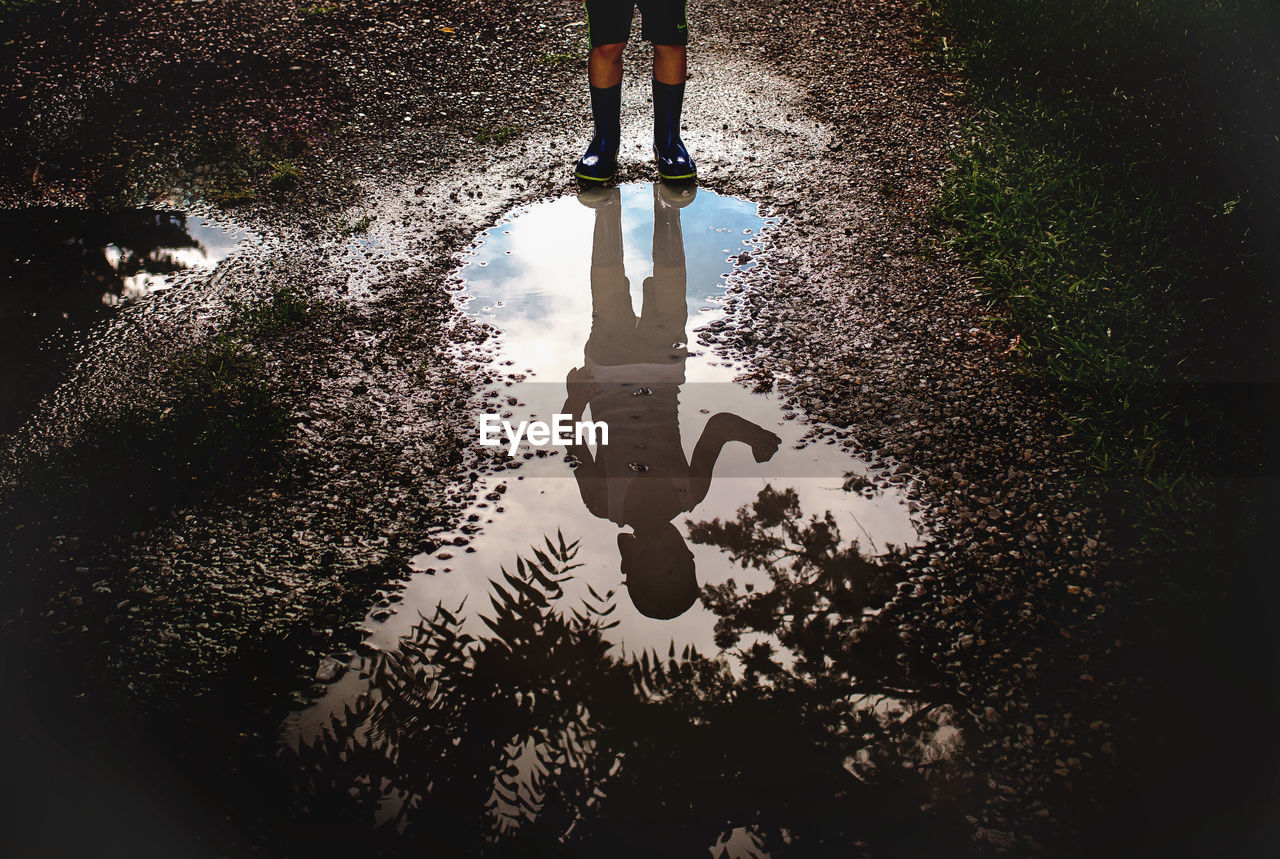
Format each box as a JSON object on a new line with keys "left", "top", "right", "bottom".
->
{"left": 575, "top": 83, "right": 621, "bottom": 185}
{"left": 652, "top": 77, "right": 696, "bottom": 182}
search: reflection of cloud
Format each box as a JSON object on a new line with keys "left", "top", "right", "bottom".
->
{"left": 105, "top": 243, "right": 212, "bottom": 276}
{"left": 501, "top": 203, "right": 594, "bottom": 276}
{"left": 463, "top": 188, "right": 762, "bottom": 383}
{"left": 188, "top": 217, "right": 244, "bottom": 258}
{"left": 99, "top": 216, "right": 238, "bottom": 306}
{"left": 116, "top": 273, "right": 169, "bottom": 302}
{"left": 464, "top": 205, "right": 596, "bottom": 377}
{"left": 162, "top": 247, "right": 213, "bottom": 269}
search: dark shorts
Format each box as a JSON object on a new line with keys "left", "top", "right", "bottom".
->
{"left": 584, "top": 0, "right": 689, "bottom": 48}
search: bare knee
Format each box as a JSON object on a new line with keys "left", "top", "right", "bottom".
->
{"left": 590, "top": 42, "right": 625, "bottom": 64}
{"left": 652, "top": 44, "right": 688, "bottom": 85}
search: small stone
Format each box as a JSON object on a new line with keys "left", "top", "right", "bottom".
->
{"left": 315, "top": 658, "right": 345, "bottom": 683}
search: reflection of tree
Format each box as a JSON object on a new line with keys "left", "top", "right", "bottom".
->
{"left": 0, "top": 207, "right": 202, "bottom": 302}
{"left": 0, "top": 208, "right": 205, "bottom": 433}
{"left": 285, "top": 494, "right": 983, "bottom": 856}
{"left": 693, "top": 485, "right": 908, "bottom": 684}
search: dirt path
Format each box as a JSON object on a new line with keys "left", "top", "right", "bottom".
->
{"left": 2, "top": 1, "right": 1121, "bottom": 854}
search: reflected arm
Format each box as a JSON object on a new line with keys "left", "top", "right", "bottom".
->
{"left": 689, "top": 413, "right": 782, "bottom": 506}
{"left": 562, "top": 367, "right": 607, "bottom": 516}
{"left": 562, "top": 367, "right": 595, "bottom": 468}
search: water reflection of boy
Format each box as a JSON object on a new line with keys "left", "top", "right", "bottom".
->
{"left": 561, "top": 185, "right": 780, "bottom": 620}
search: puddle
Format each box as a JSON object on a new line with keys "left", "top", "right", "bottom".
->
{"left": 0, "top": 207, "right": 247, "bottom": 434}
{"left": 404, "top": 184, "right": 916, "bottom": 648}
{"left": 314, "top": 182, "right": 920, "bottom": 666}
{"left": 284, "top": 185, "right": 950, "bottom": 852}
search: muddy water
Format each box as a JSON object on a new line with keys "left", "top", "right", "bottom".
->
{"left": 0, "top": 208, "right": 246, "bottom": 433}
{"left": 285, "top": 185, "right": 954, "bottom": 853}
{"left": 314, "top": 182, "right": 918, "bottom": 674}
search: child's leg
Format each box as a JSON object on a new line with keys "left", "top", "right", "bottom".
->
{"left": 589, "top": 43, "right": 625, "bottom": 88}
{"left": 577, "top": 1, "right": 635, "bottom": 183}
{"left": 584, "top": 0, "right": 632, "bottom": 87}
{"left": 650, "top": 53, "right": 695, "bottom": 180}
{"left": 653, "top": 44, "right": 686, "bottom": 86}
{"left": 639, "top": 1, "right": 695, "bottom": 180}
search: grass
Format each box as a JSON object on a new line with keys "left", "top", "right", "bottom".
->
{"left": 473, "top": 124, "right": 525, "bottom": 146}
{"left": 197, "top": 155, "right": 301, "bottom": 205}
{"left": 537, "top": 52, "right": 576, "bottom": 67}
{"left": 925, "top": 8, "right": 1280, "bottom": 849}
{"left": 0, "top": 0, "right": 51, "bottom": 20}
{"left": 145, "top": 334, "right": 286, "bottom": 482}
{"left": 267, "top": 159, "right": 302, "bottom": 191}
{"left": 927, "top": 0, "right": 1278, "bottom": 543}
{"left": 299, "top": 3, "right": 337, "bottom": 16}
{"left": 342, "top": 214, "right": 372, "bottom": 236}
{"left": 937, "top": 105, "right": 1188, "bottom": 507}
{"left": 204, "top": 178, "right": 257, "bottom": 207}
{"left": 182, "top": 139, "right": 312, "bottom": 207}
{"left": 227, "top": 283, "right": 320, "bottom": 338}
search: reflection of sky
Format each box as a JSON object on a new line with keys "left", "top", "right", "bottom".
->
{"left": 188, "top": 216, "right": 247, "bottom": 260}
{"left": 103, "top": 215, "right": 246, "bottom": 304}
{"left": 462, "top": 184, "right": 762, "bottom": 380}
{"left": 298, "top": 185, "right": 921, "bottom": 739}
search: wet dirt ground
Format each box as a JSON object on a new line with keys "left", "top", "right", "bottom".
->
{"left": 1, "top": 0, "right": 1246, "bottom": 856}
{"left": 0, "top": 207, "right": 249, "bottom": 432}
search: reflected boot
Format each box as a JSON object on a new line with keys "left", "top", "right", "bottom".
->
{"left": 579, "top": 186, "right": 623, "bottom": 268}
{"left": 577, "top": 184, "right": 622, "bottom": 212}
{"left": 652, "top": 76, "right": 696, "bottom": 182}
{"left": 575, "top": 83, "right": 621, "bottom": 185}
{"left": 654, "top": 178, "right": 697, "bottom": 211}
{"left": 645, "top": 181, "right": 689, "bottom": 362}
{"left": 652, "top": 182, "right": 689, "bottom": 269}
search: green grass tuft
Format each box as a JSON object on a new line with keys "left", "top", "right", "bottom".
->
{"left": 204, "top": 179, "right": 257, "bottom": 207}
{"left": 342, "top": 214, "right": 372, "bottom": 236}
{"left": 537, "top": 52, "right": 576, "bottom": 67}
{"left": 267, "top": 160, "right": 302, "bottom": 192}
{"left": 473, "top": 125, "right": 526, "bottom": 146}
{"left": 0, "top": 0, "right": 51, "bottom": 20}
{"left": 226, "top": 283, "right": 320, "bottom": 338}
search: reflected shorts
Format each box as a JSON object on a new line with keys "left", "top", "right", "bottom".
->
{"left": 584, "top": 0, "right": 689, "bottom": 48}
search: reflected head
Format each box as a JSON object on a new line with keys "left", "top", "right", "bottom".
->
{"left": 619, "top": 523, "right": 698, "bottom": 619}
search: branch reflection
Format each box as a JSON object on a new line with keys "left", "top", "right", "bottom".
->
{"left": 285, "top": 491, "right": 979, "bottom": 855}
